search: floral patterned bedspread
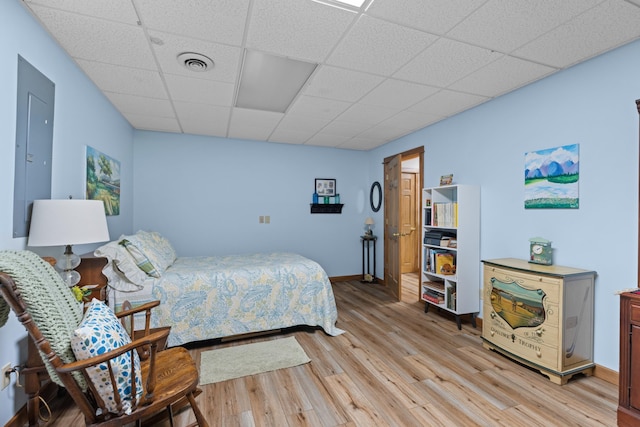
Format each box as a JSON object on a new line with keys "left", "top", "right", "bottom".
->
{"left": 148, "top": 252, "right": 344, "bottom": 346}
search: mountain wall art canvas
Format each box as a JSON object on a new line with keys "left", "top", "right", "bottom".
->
{"left": 524, "top": 144, "right": 579, "bottom": 209}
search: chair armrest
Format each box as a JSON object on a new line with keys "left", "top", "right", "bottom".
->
{"left": 115, "top": 300, "right": 160, "bottom": 319}
{"left": 57, "top": 329, "right": 170, "bottom": 373}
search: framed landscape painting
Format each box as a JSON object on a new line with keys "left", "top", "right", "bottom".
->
{"left": 86, "top": 146, "right": 120, "bottom": 215}
{"left": 524, "top": 144, "right": 579, "bottom": 209}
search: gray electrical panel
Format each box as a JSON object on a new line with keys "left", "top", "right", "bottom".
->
{"left": 13, "top": 55, "right": 55, "bottom": 238}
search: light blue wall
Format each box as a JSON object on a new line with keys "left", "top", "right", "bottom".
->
{"left": 0, "top": 1, "right": 134, "bottom": 423}
{"left": 372, "top": 39, "right": 640, "bottom": 371}
{"left": 133, "top": 131, "right": 371, "bottom": 276}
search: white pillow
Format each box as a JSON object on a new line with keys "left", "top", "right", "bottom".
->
{"left": 124, "top": 231, "right": 176, "bottom": 276}
{"left": 95, "top": 239, "right": 149, "bottom": 285}
{"left": 70, "top": 299, "right": 143, "bottom": 415}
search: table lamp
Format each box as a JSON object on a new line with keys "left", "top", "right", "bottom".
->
{"left": 27, "top": 199, "right": 110, "bottom": 287}
{"left": 364, "top": 217, "right": 374, "bottom": 236}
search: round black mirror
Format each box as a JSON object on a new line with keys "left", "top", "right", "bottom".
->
{"left": 370, "top": 181, "right": 382, "bottom": 212}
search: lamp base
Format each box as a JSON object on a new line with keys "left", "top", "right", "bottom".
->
{"left": 56, "top": 245, "right": 81, "bottom": 287}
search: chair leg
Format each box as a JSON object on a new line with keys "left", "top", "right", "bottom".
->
{"left": 187, "top": 392, "right": 209, "bottom": 427}
{"left": 167, "top": 404, "right": 174, "bottom": 427}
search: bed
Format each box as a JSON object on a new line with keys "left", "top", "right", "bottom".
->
{"left": 95, "top": 231, "right": 344, "bottom": 347}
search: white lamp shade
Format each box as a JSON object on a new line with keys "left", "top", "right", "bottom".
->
{"left": 28, "top": 199, "right": 110, "bottom": 247}
{"left": 365, "top": 217, "right": 375, "bottom": 225}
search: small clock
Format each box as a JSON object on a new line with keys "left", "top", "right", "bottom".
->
{"left": 529, "top": 237, "right": 552, "bottom": 265}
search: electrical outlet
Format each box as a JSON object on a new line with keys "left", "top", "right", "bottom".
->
{"left": 265, "top": 216, "right": 270, "bottom": 224}
{"left": 1, "top": 363, "right": 11, "bottom": 390}
{"left": 259, "top": 216, "right": 264, "bottom": 224}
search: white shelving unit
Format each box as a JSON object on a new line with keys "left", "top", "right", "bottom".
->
{"left": 421, "top": 184, "right": 480, "bottom": 329}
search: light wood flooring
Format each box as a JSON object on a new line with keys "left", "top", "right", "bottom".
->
{"left": 40, "top": 279, "right": 617, "bottom": 426}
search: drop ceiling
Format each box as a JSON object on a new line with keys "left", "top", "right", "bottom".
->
{"left": 20, "top": 0, "right": 640, "bottom": 150}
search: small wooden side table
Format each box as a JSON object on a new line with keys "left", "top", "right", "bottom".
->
{"left": 360, "top": 235, "right": 377, "bottom": 283}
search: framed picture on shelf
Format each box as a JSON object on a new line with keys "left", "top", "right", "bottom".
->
{"left": 440, "top": 174, "right": 453, "bottom": 186}
{"left": 315, "top": 178, "right": 336, "bottom": 196}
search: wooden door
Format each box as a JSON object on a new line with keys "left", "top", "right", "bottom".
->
{"left": 400, "top": 172, "right": 419, "bottom": 273}
{"left": 384, "top": 155, "right": 401, "bottom": 300}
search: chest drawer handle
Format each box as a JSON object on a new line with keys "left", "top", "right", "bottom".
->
{"left": 536, "top": 328, "right": 544, "bottom": 337}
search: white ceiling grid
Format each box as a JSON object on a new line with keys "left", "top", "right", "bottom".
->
{"left": 20, "top": 0, "right": 640, "bottom": 150}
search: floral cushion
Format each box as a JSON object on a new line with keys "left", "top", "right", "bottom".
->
{"left": 123, "top": 231, "right": 176, "bottom": 276}
{"left": 71, "top": 299, "right": 143, "bottom": 415}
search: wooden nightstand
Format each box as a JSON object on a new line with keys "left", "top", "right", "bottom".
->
{"left": 75, "top": 253, "right": 109, "bottom": 308}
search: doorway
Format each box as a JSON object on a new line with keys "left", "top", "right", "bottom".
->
{"left": 382, "top": 147, "right": 424, "bottom": 303}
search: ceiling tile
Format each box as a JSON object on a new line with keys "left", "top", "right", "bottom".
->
{"left": 339, "top": 136, "right": 388, "bottom": 150}
{"left": 164, "top": 74, "right": 235, "bottom": 106}
{"left": 358, "top": 79, "right": 439, "bottom": 109}
{"left": 303, "top": 66, "right": 384, "bottom": 102}
{"left": 135, "top": 0, "right": 250, "bottom": 46}
{"left": 230, "top": 108, "right": 283, "bottom": 128}
{"left": 104, "top": 92, "right": 175, "bottom": 117}
{"left": 174, "top": 101, "right": 230, "bottom": 137}
{"left": 24, "top": 0, "right": 140, "bottom": 24}
{"left": 275, "top": 115, "right": 331, "bottom": 134}
{"left": 448, "top": 0, "right": 602, "bottom": 52}
{"left": 367, "top": 0, "right": 487, "bottom": 35}
{"left": 357, "top": 123, "right": 411, "bottom": 141}
{"left": 228, "top": 108, "right": 282, "bottom": 142}
{"left": 124, "top": 113, "right": 181, "bottom": 133}
{"left": 149, "top": 31, "right": 242, "bottom": 83}
{"left": 336, "top": 103, "right": 398, "bottom": 125}
{"left": 513, "top": 0, "right": 640, "bottom": 68}
{"left": 75, "top": 59, "right": 167, "bottom": 98}
{"left": 246, "top": 0, "right": 356, "bottom": 62}
{"left": 304, "top": 133, "right": 351, "bottom": 147}
{"left": 287, "top": 96, "right": 352, "bottom": 121}
{"left": 327, "top": 15, "right": 438, "bottom": 76}
{"left": 228, "top": 126, "right": 275, "bottom": 142}
{"left": 409, "top": 89, "right": 488, "bottom": 117}
{"left": 450, "top": 56, "right": 556, "bottom": 97}
{"left": 394, "top": 38, "right": 502, "bottom": 87}
{"left": 25, "top": 5, "right": 155, "bottom": 68}
{"left": 319, "top": 120, "right": 372, "bottom": 137}
{"left": 269, "top": 128, "right": 316, "bottom": 144}
{"left": 377, "top": 110, "right": 441, "bottom": 132}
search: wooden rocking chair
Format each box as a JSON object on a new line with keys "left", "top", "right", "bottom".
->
{"left": 0, "top": 250, "right": 208, "bottom": 426}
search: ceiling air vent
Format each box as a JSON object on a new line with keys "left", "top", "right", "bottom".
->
{"left": 177, "top": 52, "right": 214, "bottom": 72}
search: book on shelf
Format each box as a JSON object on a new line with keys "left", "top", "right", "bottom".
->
{"left": 423, "top": 280, "right": 445, "bottom": 292}
{"left": 433, "top": 202, "right": 457, "bottom": 227}
{"left": 423, "top": 293, "right": 444, "bottom": 304}
{"left": 423, "top": 288, "right": 444, "bottom": 304}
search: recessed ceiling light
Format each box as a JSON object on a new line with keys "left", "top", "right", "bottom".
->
{"left": 176, "top": 52, "right": 214, "bottom": 72}
{"left": 235, "top": 50, "right": 317, "bottom": 113}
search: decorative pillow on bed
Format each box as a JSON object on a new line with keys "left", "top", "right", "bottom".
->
{"left": 122, "top": 231, "right": 176, "bottom": 276}
{"left": 94, "top": 240, "right": 149, "bottom": 285}
{"left": 71, "top": 299, "right": 143, "bottom": 415}
{"left": 119, "top": 239, "right": 160, "bottom": 278}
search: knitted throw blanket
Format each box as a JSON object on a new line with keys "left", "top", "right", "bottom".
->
{"left": 0, "top": 250, "right": 85, "bottom": 388}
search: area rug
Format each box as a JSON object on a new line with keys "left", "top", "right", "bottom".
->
{"left": 199, "top": 336, "right": 310, "bottom": 384}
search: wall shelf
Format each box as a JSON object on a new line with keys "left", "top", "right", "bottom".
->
{"left": 310, "top": 203, "right": 343, "bottom": 214}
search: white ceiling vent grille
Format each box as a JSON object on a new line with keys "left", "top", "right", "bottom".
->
{"left": 177, "top": 52, "right": 214, "bottom": 72}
